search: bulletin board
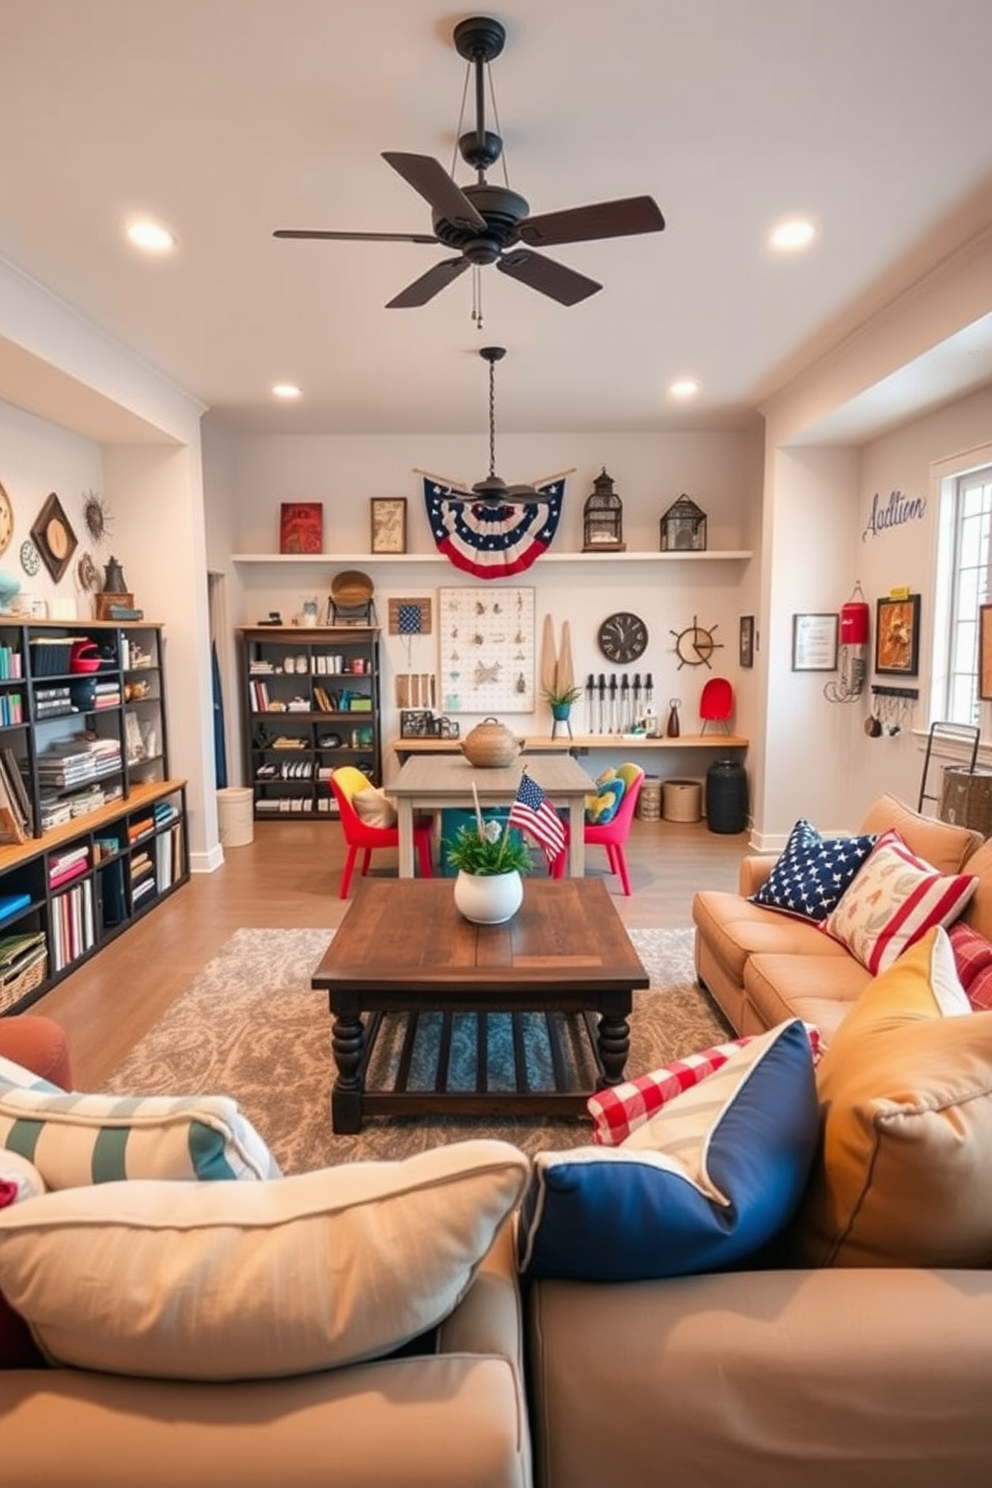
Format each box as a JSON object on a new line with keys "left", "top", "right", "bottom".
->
{"left": 439, "top": 586, "right": 535, "bottom": 714}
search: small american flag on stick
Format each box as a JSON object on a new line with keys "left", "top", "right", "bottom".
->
{"left": 508, "top": 771, "right": 566, "bottom": 865}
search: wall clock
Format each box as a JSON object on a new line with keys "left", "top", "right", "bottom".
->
{"left": 0, "top": 482, "right": 13, "bottom": 558}
{"left": 598, "top": 611, "right": 648, "bottom": 665}
{"left": 671, "top": 617, "right": 723, "bottom": 668}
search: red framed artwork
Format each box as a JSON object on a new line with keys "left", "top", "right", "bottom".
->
{"left": 279, "top": 502, "right": 323, "bottom": 555}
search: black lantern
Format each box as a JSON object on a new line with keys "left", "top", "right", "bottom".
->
{"left": 660, "top": 493, "right": 707, "bottom": 552}
{"left": 583, "top": 468, "right": 625, "bottom": 552}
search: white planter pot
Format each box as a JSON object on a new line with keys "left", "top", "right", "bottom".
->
{"left": 453, "top": 869, "right": 524, "bottom": 925}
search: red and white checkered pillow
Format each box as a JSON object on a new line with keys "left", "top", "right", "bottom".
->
{"left": 948, "top": 920, "right": 992, "bottom": 1011}
{"left": 822, "top": 830, "right": 978, "bottom": 975}
{"left": 587, "top": 1024, "right": 822, "bottom": 1146}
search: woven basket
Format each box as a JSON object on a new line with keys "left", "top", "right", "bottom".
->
{"left": 0, "top": 950, "right": 48, "bottom": 1014}
{"left": 939, "top": 766, "right": 992, "bottom": 838}
{"left": 663, "top": 778, "right": 703, "bottom": 823}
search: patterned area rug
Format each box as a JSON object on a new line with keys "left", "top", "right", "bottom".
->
{"left": 103, "top": 927, "right": 732, "bottom": 1172}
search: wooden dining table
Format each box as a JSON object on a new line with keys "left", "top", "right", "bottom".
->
{"left": 390, "top": 752, "right": 593, "bottom": 878}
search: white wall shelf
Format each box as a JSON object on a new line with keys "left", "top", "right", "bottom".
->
{"left": 232, "top": 551, "right": 752, "bottom": 565}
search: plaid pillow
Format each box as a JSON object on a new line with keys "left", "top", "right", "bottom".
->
{"left": 587, "top": 1024, "right": 823, "bottom": 1145}
{"left": 750, "top": 819, "right": 877, "bottom": 923}
{"left": 948, "top": 921, "right": 992, "bottom": 1011}
{"left": 823, "top": 830, "right": 978, "bottom": 974}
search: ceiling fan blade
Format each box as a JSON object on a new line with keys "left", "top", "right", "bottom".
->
{"left": 274, "top": 229, "right": 438, "bottom": 244}
{"left": 382, "top": 152, "right": 487, "bottom": 233}
{"left": 385, "top": 257, "right": 471, "bottom": 309}
{"left": 517, "top": 195, "right": 665, "bottom": 247}
{"left": 496, "top": 249, "right": 601, "bottom": 306}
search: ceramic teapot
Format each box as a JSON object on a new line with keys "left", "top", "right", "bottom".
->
{"left": 460, "top": 716, "right": 524, "bottom": 768}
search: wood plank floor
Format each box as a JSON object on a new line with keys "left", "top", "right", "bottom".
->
{"left": 35, "top": 815, "right": 750, "bottom": 1089}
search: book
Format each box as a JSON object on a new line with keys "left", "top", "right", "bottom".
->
{"left": 2, "top": 748, "right": 34, "bottom": 835}
{"left": 0, "top": 892, "right": 31, "bottom": 924}
{"left": 0, "top": 768, "right": 25, "bottom": 845}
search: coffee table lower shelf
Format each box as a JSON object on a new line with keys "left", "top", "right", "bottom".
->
{"left": 331, "top": 1007, "right": 609, "bottom": 1133}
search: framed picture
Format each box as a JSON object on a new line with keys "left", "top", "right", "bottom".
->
{"left": 792, "top": 612, "right": 838, "bottom": 672}
{"left": 979, "top": 604, "right": 992, "bottom": 700}
{"left": 279, "top": 502, "right": 323, "bottom": 555}
{"left": 875, "top": 594, "right": 921, "bottom": 676}
{"left": 370, "top": 497, "right": 407, "bottom": 554}
{"left": 739, "top": 614, "right": 754, "bottom": 669}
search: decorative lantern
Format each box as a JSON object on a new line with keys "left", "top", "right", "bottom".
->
{"left": 660, "top": 493, "right": 707, "bottom": 552}
{"left": 583, "top": 468, "right": 625, "bottom": 552}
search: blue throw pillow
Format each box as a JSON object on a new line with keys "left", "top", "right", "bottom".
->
{"left": 517, "top": 1019, "right": 818, "bottom": 1282}
{"left": 750, "top": 818, "right": 877, "bottom": 923}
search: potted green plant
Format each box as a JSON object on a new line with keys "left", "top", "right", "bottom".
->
{"left": 447, "top": 812, "right": 532, "bottom": 924}
{"left": 542, "top": 682, "right": 583, "bottom": 723}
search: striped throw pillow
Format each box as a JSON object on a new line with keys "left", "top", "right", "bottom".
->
{"left": 0, "top": 1055, "right": 279, "bottom": 1187}
{"left": 822, "top": 830, "right": 978, "bottom": 974}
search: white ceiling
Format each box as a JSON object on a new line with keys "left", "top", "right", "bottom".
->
{"left": 2, "top": 0, "right": 992, "bottom": 442}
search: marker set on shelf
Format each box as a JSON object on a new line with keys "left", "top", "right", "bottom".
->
{"left": 584, "top": 673, "right": 655, "bottom": 734}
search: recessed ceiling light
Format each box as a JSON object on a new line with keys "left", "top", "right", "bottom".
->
{"left": 668, "top": 378, "right": 700, "bottom": 399}
{"left": 272, "top": 383, "right": 302, "bottom": 400}
{"left": 768, "top": 218, "right": 816, "bottom": 252}
{"left": 125, "top": 220, "right": 176, "bottom": 252}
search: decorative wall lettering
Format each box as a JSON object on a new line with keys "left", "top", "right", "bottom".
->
{"left": 862, "top": 488, "right": 927, "bottom": 541}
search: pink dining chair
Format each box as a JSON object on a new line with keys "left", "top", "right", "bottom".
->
{"left": 551, "top": 762, "right": 645, "bottom": 895}
{"left": 329, "top": 765, "right": 433, "bottom": 899}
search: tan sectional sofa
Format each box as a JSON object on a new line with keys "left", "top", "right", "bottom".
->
{"left": 692, "top": 792, "right": 990, "bottom": 1041}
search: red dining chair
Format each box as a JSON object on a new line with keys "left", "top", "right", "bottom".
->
{"left": 329, "top": 765, "right": 433, "bottom": 899}
{"left": 551, "top": 763, "right": 645, "bottom": 895}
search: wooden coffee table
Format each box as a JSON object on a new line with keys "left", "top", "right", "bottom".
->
{"left": 311, "top": 877, "right": 650, "bottom": 1133}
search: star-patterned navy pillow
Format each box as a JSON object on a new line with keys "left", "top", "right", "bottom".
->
{"left": 750, "top": 819, "right": 877, "bottom": 923}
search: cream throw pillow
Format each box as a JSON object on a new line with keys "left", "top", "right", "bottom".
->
{"left": 0, "top": 1139, "right": 529, "bottom": 1379}
{"left": 352, "top": 787, "right": 398, "bottom": 828}
{"left": 795, "top": 925, "right": 992, "bottom": 1267}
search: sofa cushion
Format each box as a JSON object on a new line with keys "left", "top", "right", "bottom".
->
{"left": 858, "top": 793, "right": 982, "bottom": 872}
{"left": 822, "top": 830, "right": 977, "bottom": 974}
{"left": 794, "top": 925, "right": 992, "bottom": 1267}
{"left": 518, "top": 1019, "right": 818, "bottom": 1282}
{"left": 693, "top": 891, "right": 850, "bottom": 987}
{"left": 949, "top": 920, "right": 992, "bottom": 1010}
{"left": 0, "top": 1138, "right": 530, "bottom": 1380}
{"left": 743, "top": 952, "right": 870, "bottom": 1045}
{"left": 749, "top": 818, "right": 877, "bottom": 923}
{"left": 0, "top": 1054, "right": 280, "bottom": 1187}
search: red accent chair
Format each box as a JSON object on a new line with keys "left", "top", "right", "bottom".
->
{"left": 329, "top": 765, "right": 433, "bottom": 899}
{"left": 551, "top": 763, "right": 645, "bottom": 896}
{"left": 699, "top": 676, "right": 734, "bottom": 734}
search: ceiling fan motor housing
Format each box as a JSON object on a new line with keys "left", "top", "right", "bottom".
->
{"left": 432, "top": 183, "right": 530, "bottom": 258}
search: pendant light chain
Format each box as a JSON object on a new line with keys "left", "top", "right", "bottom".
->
{"left": 488, "top": 355, "right": 497, "bottom": 477}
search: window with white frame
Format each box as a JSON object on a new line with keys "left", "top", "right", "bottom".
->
{"left": 931, "top": 453, "right": 992, "bottom": 729}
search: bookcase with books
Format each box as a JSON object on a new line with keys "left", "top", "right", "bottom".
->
{"left": 0, "top": 619, "right": 189, "bottom": 1014}
{"left": 239, "top": 625, "right": 381, "bottom": 820}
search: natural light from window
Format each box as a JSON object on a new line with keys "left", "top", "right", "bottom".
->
{"left": 932, "top": 455, "right": 992, "bottom": 729}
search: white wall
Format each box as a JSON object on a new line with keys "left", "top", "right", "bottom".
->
{"left": 204, "top": 425, "right": 764, "bottom": 787}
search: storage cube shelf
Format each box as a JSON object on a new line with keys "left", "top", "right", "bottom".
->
{"left": 0, "top": 619, "right": 189, "bottom": 1014}
{"left": 239, "top": 626, "right": 381, "bottom": 820}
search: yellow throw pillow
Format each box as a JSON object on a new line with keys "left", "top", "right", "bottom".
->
{"left": 794, "top": 925, "right": 992, "bottom": 1267}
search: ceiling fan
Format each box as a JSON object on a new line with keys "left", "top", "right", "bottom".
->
{"left": 274, "top": 15, "right": 665, "bottom": 310}
{"left": 444, "top": 345, "right": 552, "bottom": 507}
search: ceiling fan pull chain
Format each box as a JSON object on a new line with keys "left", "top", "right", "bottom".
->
{"left": 471, "top": 266, "right": 484, "bottom": 329}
